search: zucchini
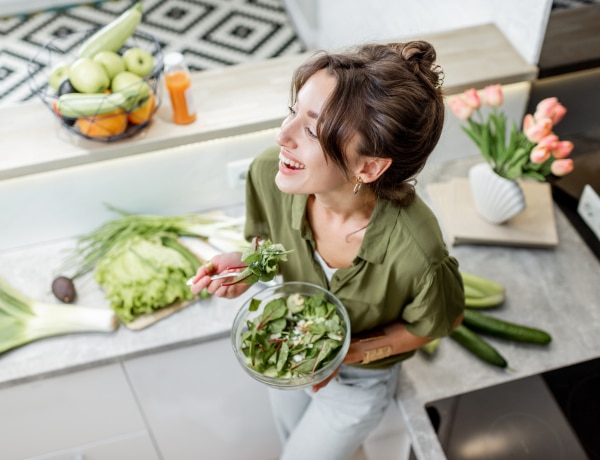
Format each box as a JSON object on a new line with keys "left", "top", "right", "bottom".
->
{"left": 420, "top": 338, "right": 440, "bottom": 356}
{"left": 78, "top": 3, "right": 143, "bottom": 58}
{"left": 56, "top": 83, "right": 150, "bottom": 118}
{"left": 463, "top": 309, "right": 552, "bottom": 345}
{"left": 461, "top": 272, "right": 504, "bottom": 296}
{"left": 461, "top": 271, "right": 505, "bottom": 308}
{"left": 451, "top": 324, "right": 508, "bottom": 368}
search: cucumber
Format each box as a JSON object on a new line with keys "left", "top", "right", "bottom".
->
{"left": 463, "top": 309, "right": 552, "bottom": 345}
{"left": 451, "top": 324, "right": 508, "bottom": 368}
{"left": 78, "top": 3, "right": 143, "bottom": 58}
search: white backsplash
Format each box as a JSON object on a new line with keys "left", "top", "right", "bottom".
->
{"left": 0, "top": 129, "right": 278, "bottom": 252}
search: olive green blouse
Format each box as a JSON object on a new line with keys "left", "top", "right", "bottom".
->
{"left": 244, "top": 147, "right": 464, "bottom": 368}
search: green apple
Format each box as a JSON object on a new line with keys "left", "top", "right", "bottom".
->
{"left": 93, "top": 50, "right": 126, "bottom": 80}
{"left": 48, "top": 62, "right": 71, "bottom": 92}
{"left": 68, "top": 57, "right": 110, "bottom": 93}
{"left": 122, "top": 47, "right": 154, "bottom": 78}
{"left": 111, "top": 70, "right": 151, "bottom": 111}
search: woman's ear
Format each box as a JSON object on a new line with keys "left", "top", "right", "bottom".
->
{"left": 358, "top": 157, "right": 392, "bottom": 183}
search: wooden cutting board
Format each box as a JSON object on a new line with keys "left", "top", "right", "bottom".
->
{"left": 124, "top": 298, "right": 199, "bottom": 331}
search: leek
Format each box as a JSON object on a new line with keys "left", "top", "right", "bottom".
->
{"left": 0, "top": 276, "right": 118, "bottom": 355}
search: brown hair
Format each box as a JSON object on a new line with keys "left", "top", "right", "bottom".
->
{"left": 291, "top": 41, "right": 445, "bottom": 207}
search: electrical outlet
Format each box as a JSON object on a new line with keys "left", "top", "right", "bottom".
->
{"left": 227, "top": 158, "right": 253, "bottom": 189}
{"left": 578, "top": 184, "right": 600, "bottom": 241}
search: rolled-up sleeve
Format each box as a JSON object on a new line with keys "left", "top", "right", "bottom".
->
{"left": 402, "top": 255, "right": 465, "bottom": 339}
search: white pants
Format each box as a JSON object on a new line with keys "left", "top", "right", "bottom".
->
{"left": 268, "top": 363, "right": 402, "bottom": 460}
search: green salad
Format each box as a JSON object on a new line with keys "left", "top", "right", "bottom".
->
{"left": 240, "top": 291, "right": 346, "bottom": 379}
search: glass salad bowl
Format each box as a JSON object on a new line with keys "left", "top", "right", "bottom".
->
{"left": 27, "top": 28, "right": 162, "bottom": 143}
{"left": 231, "top": 282, "right": 351, "bottom": 390}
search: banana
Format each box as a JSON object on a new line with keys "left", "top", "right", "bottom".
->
{"left": 78, "top": 2, "right": 143, "bottom": 58}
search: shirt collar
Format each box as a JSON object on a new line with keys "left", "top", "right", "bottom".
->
{"left": 291, "top": 194, "right": 400, "bottom": 265}
{"left": 358, "top": 199, "right": 401, "bottom": 264}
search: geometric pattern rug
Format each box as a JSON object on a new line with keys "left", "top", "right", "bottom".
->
{"left": 1, "top": 0, "right": 596, "bottom": 107}
{"left": 0, "top": 0, "right": 305, "bottom": 106}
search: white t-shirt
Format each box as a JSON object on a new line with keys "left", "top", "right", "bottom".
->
{"left": 314, "top": 250, "right": 337, "bottom": 283}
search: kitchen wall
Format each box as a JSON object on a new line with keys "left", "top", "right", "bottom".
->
{"left": 0, "top": 129, "right": 278, "bottom": 252}
{"left": 284, "top": 0, "right": 552, "bottom": 65}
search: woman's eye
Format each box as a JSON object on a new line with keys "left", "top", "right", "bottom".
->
{"left": 306, "top": 127, "right": 317, "bottom": 138}
{"left": 288, "top": 106, "right": 296, "bottom": 116}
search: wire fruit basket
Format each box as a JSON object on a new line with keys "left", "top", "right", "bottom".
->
{"left": 27, "top": 29, "right": 163, "bottom": 143}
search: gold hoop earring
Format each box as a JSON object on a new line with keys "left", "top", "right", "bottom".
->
{"left": 353, "top": 176, "right": 363, "bottom": 195}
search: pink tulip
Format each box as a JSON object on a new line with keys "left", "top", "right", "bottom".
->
{"left": 483, "top": 84, "right": 503, "bottom": 106}
{"left": 530, "top": 145, "right": 551, "bottom": 164}
{"left": 463, "top": 88, "right": 481, "bottom": 109}
{"left": 551, "top": 159, "right": 574, "bottom": 176}
{"left": 523, "top": 114, "right": 553, "bottom": 143}
{"left": 534, "top": 97, "right": 567, "bottom": 125}
{"left": 537, "top": 134, "right": 559, "bottom": 151}
{"left": 552, "top": 140, "right": 574, "bottom": 159}
{"left": 448, "top": 95, "right": 474, "bottom": 120}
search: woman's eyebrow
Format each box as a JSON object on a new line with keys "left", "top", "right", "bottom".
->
{"left": 307, "top": 110, "right": 319, "bottom": 119}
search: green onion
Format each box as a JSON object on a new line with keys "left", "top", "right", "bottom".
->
{"left": 63, "top": 205, "right": 248, "bottom": 279}
{"left": 0, "top": 276, "right": 118, "bottom": 355}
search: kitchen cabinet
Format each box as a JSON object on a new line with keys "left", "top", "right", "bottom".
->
{"left": 0, "top": 364, "right": 158, "bottom": 460}
{"left": 123, "top": 336, "right": 281, "bottom": 460}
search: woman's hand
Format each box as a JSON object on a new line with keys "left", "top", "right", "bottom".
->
{"left": 189, "top": 252, "right": 251, "bottom": 299}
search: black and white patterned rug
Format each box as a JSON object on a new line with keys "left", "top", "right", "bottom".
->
{"left": 2, "top": 0, "right": 597, "bottom": 108}
{"left": 0, "top": 0, "right": 304, "bottom": 107}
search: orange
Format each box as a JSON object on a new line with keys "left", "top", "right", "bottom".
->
{"left": 128, "top": 92, "right": 156, "bottom": 125}
{"left": 76, "top": 109, "right": 128, "bottom": 138}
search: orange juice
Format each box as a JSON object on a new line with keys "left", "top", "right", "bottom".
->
{"left": 164, "top": 53, "right": 197, "bottom": 125}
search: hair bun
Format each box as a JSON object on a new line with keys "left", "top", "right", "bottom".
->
{"left": 395, "top": 41, "right": 444, "bottom": 90}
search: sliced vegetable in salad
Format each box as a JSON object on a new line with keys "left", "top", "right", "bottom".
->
{"left": 240, "top": 291, "right": 346, "bottom": 379}
{"left": 222, "top": 237, "right": 293, "bottom": 286}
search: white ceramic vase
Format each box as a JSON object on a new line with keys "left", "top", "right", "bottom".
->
{"left": 468, "top": 163, "right": 526, "bottom": 224}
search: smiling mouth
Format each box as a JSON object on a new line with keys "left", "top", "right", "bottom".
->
{"left": 279, "top": 153, "right": 306, "bottom": 170}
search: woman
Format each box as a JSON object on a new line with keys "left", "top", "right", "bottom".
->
{"left": 190, "top": 40, "right": 464, "bottom": 460}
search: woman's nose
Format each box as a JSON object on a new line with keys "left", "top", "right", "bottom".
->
{"left": 276, "top": 117, "right": 297, "bottom": 148}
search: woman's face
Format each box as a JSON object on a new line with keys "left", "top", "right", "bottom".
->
{"left": 275, "top": 69, "right": 358, "bottom": 196}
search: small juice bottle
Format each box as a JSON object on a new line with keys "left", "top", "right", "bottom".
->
{"left": 164, "top": 52, "right": 196, "bottom": 125}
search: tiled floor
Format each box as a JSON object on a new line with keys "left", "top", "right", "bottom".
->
{"left": 0, "top": 0, "right": 305, "bottom": 106}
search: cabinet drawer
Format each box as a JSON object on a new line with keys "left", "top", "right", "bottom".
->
{"left": 0, "top": 364, "right": 148, "bottom": 459}
{"left": 124, "top": 337, "right": 281, "bottom": 460}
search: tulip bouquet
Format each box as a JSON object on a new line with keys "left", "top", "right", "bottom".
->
{"left": 448, "top": 85, "right": 574, "bottom": 181}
